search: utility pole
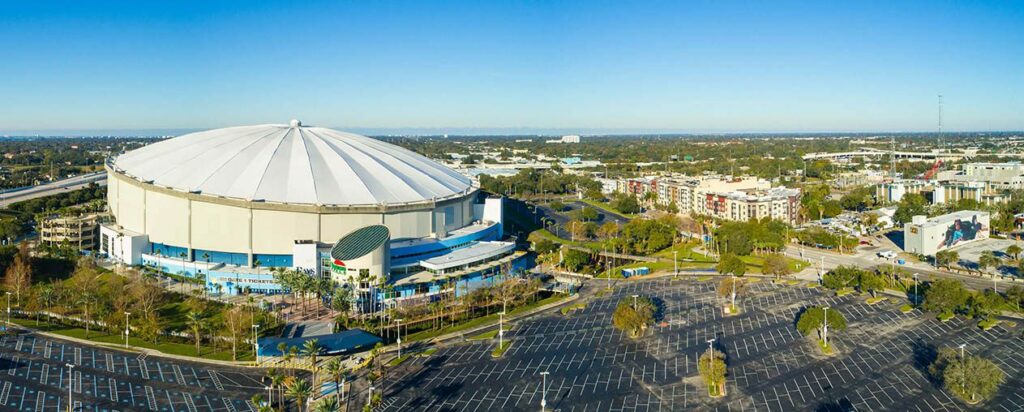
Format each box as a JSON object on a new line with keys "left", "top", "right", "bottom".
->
{"left": 958, "top": 343, "right": 967, "bottom": 401}
{"left": 673, "top": 250, "right": 678, "bottom": 276}
{"left": 396, "top": 318, "right": 404, "bottom": 359}
{"left": 252, "top": 324, "right": 261, "bottom": 365}
{"left": 913, "top": 273, "right": 919, "bottom": 306}
{"left": 498, "top": 312, "right": 505, "bottom": 353}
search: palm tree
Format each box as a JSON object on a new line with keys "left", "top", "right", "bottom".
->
{"left": 301, "top": 339, "right": 323, "bottom": 385}
{"left": 37, "top": 283, "right": 57, "bottom": 324}
{"left": 323, "top": 358, "right": 345, "bottom": 404}
{"left": 978, "top": 251, "right": 1000, "bottom": 275}
{"left": 185, "top": 311, "right": 206, "bottom": 354}
{"left": 312, "top": 396, "right": 340, "bottom": 412}
{"left": 268, "top": 368, "right": 286, "bottom": 410}
{"left": 285, "top": 379, "right": 313, "bottom": 412}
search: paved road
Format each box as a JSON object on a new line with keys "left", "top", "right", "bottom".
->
{"left": 0, "top": 172, "right": 107, "bottom": 208}
{"left": 0, "top": 328, "right": 281, "bottom": 412}
{"left": 785, "top": 243, "right": 1014, "bottom": 291}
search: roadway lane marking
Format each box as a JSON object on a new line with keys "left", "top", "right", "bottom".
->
{"left": 106, "top": 353, "right": 115, "bottom": 373}
{"left": 7, "top": 356, "right": 16, "bottom": 375}
{"left": 183, "top": 393, "right": 197, "bottom": 412}
{"left": 109, "top": 378, "right": 118, "bottom": 403}
{"left": 223, "top": 397, "right": 237, "bottom": 412}
{"left": 209, "top": 370, "right": 224, "bottom": 390}
{"left": 40, "top": 364, "right": 48, "bottom": 386}
{"left": 145, "top": 385, "right": 157, "bottom": 410}
{"left": 173, "top": 365, "right": 186, "bottom": 385}
{"left": 33, "top": 390, "right": 44, "bottom": 412}
{"left": 0, "top": 381, "right": 10, "bottom": 404}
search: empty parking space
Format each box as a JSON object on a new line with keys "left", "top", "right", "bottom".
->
{"left": 376, "top": 278, "right": 1024, "bottom": 411}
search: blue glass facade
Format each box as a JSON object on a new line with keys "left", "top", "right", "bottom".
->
{"left": 254, "top": 253, "right": 293, "bottom": 268}
{"left": 192, "top": 248, "right": 248, "bottom": 266}
{"left": 389, "top": 223, "right": 500, "bottom": 267}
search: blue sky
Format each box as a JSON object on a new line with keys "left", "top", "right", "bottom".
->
{"left": 1, "top": 1, "right": 1021, "bottom": 134}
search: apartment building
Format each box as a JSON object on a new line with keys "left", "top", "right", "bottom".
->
{"left": 697, "top": 187, "right": 802, "bottom": 225}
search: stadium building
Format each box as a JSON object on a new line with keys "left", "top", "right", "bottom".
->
{"left": 99, "top": 121, "right": 523, "bottom": 309}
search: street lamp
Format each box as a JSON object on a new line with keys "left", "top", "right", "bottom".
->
{"left": 958, "top": 343, "right": 967, "bottom": 400}
{"left": 264, "top": 385, "right": 272, "bottom": 407}
{"left": 540, "top": 371, "right": 550, "bottom": 412}
{"left": 66, "top": 363, "right": 75, "bottom": 412}
{"left": 368, "top": 386, "right": 375, "bottom": 408}
{"left": 252, "top": 324, "right": 261, "bottom": 365}
{"left": 5, "top": 292, "right": 10, "bottom": 327}
{"left": 673, "top": 250, "right": 678, "bottom": 276}
{"left": 822, "top": 307, "right": 829, "bottom": 347}
{"left": 395, "top": 318, "right": 404, "bottom": 358}
{"left": 913, "top": 273, "right": 919, "bottom": 305}
{"left": 124, "top": 312, "right": 131, "bottom": 348}
{"left": 631, "top": 294, "right": 639, "bottom": 309}
{"left": 706, "top": 338, "right": 716, "bottom": 384}
{"left": 498, "top": 312, "right": 506, "bottom": 352}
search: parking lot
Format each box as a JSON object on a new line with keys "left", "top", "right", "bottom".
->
{"left": 0, "top": 331, "right": 271, "bottom": 412}
{"left": 372, "top": 278, "right": 1024, "bottom": 411}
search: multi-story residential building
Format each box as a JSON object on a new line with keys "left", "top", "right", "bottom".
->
{"left": 38, "top": 213, "right": 101, "bottom": 250}
{"left": 696, "top": 187, "right": 801, "bottom": 225}
{"left": 939, "top": 162, "right": 1024, "bottom": 191}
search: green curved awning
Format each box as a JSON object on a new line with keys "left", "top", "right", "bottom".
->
{"left": 331, "top": 225, "right": 390, "bottom": 260}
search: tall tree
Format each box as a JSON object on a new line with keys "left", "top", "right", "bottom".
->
{"left": 3, "top": 243, "right": 32, "bottom": 307}
{"left": 222, "top": 305, "right": 248, "bottom": 361}
{"left": 186, "top": 311, "right": 206, "bottom": 355}
{"left": 716, "top": 254, "right": 747, "bottom": 277}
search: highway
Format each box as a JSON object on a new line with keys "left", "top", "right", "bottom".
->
{"left": 0, "top": 171, "right": 106, "bottom": 208}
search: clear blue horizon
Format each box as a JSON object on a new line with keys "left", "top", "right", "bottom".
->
{"left": 1, "top": 1, "right": 1022, "bottom": 133}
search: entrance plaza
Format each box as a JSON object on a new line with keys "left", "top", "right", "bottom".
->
{"left": 372, "top": 278, "right": 1024, "bottom": 411}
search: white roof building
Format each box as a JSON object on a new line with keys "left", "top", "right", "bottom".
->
{"left": 111, "top": 120, "right": 473, "bottom": 206}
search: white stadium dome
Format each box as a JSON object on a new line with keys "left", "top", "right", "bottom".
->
{"left": 111, "top": 120, "right": 472, "bottom": 206}
{"left": 105, "top": 121, "right": 480, "bottom": 259}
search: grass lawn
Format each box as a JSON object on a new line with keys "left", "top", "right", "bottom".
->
{"left": 806, "top": 283, "right": 821, "bottom": 289}
{"left": 737, "top": 254, "right": 809, "bottom": 275}
{"left": 528, "top": 229, "right": 604, "bottom": 251}
{"left": 978, "top": 319, "right": 1001, "bottom": 330}
{"left": 560, "top": 303, "right": 586, "bottom": 316}
{"left": 707, "top": 381, "right": 724, "bottom": 398}
{"left": 696, "top": 276, "right": 713, "bottom": 281}
{"left": 8, "top": 316, "right": 250, "bottom": 361}
{"left": 835, "top": 287, "right": 855, "bottom": 297}
{"left": 419, "top": 348, "right": 438, "bottom": 357}
{"left": 900, "top": 304, "right": 914, "bottom": 313}
{"left": 652, "top": 242, "right": 716, "bottom": 263}
{"left": 405, "top": 294, "right": 568, "bottom": 344}
{"left": 817, "top": 339, "right": 834, "bottom": 355}
{"left": 468, "top": 330, "right": 498, "bottom": 340}
{"left": 937, "top": 311, "right": 956, "bottom": 322}
{"left": 578, "top": 199, "right": 639, "bottom": 219}
{"left": 865, "top": 296, "right": 886, "bottom": 305}
{"left": 387, "top": 354, "right": 411, "bottom": 367}
{"left": 491, "top": 340, "right": 512, "bottom": 358}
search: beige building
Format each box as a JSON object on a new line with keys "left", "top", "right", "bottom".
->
{"left": 38, "top": 213, "right": 101, "bottom": 250}
{"left": 696, "top": 187, "right": 801, "bottom": 225}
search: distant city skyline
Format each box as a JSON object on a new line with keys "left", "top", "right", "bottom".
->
{"left": 1, "top": 1, "right": 1022, "bottom": 132}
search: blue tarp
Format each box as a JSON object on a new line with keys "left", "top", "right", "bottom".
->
{"left": 258, "top": 329, "right": 382, "bottom": 357}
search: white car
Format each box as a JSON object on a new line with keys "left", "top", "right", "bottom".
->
{"left": 877, "top": 250, "right": 898, "bottom": 259}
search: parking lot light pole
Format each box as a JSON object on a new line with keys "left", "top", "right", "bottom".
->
{"left": 822, "top": 307, "right": 829, "bottom": 347}
{"left": 913, "top": 273, "right": 919, "bottom": 305}
{"left": 396, "top": 318, "right": 404, "bottom": 358}
{"left": 706, "top": 338, "right": 716, "bottom": 379}
{"left": 498, "top": 312, "right": 506, "bottom": 352}
{"left": 631, "top": 295, "right": 638, "bottom": 310}
{"left": 5, "top": 292, "right": 11, "bottom": 326}
{"left": 540, "top": 371, "right": 549, "bottom": 412}
{"left": 673, "top": 250, "right": 678, "bottom": 276}
{"left": 252, "top": 324, "right": 260, "bottom": 365}
{"left": 265, "top": 385, "right": 272, "bottom": 407}
{"left": 66, "top": 363, "right": 74, "bottom": 412}
{"left": 958, "top": 344, "right": 966, "bottom": 399}
{"left": 368, "top": 386, "right": 375, "bottom": 407}
{"left": 124, "top": 312, "right": 131, "bottom": 348}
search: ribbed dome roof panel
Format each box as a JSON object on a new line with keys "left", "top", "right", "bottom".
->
{"left": 111, "top": 123, "right": 473, "bottom": 205}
